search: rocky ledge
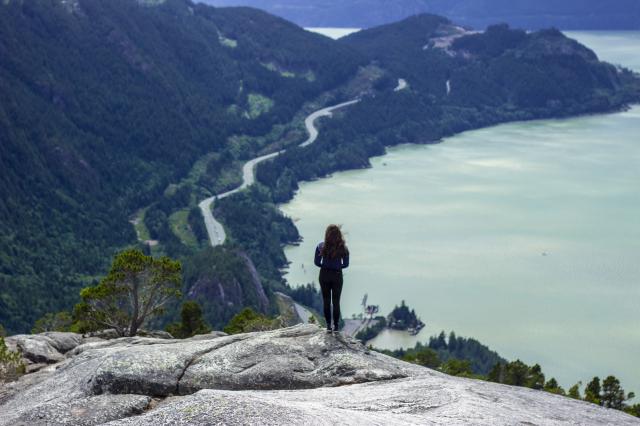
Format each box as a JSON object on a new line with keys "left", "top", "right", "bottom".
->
{"left": 1, "top": 324, "right": 637, "bottom": 425}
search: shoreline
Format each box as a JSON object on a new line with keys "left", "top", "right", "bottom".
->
{"left": 280, "top": 101, "right": 640, "bottom": 282}
{"left": 279, "top": 103, "right": 640, "bottom": 394}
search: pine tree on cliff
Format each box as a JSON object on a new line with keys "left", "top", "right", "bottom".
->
{"left": 75, "top": 249, "right": 182, "bottom": 337}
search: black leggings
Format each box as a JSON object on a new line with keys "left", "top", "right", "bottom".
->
{"left": 319, "top": 268, "right": 343, "bottom": 329}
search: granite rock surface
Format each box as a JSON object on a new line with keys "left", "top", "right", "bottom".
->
{"left": 1, "top": 324, "right": 638, "bottom": 425}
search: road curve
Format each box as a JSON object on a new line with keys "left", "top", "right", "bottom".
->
{"left": 293, "top": 302, "right": 314, "bottom": 324}
{"left": 199, "top": 99, "right": 360, "bottom": 247}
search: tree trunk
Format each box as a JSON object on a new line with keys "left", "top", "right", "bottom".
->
{"left": 130, "top": 277, "right": 140, "bottom": 336}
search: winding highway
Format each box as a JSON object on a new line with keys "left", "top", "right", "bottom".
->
{"left": 199, "top": 99, "right": 360, "bottom": 247}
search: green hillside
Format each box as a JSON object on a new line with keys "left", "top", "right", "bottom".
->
{"left": 254, "top": 16, "right": 640, "bottom": 265}
{"left": 2, "top": 4, "right": 639, "bottom": 335}
{"left": 0, "top": 0, "right": 361, "bottom": 333}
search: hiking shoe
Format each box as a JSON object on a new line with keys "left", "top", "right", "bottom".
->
{"left": 326, "top": 326, "right": 332, "bottom": 333}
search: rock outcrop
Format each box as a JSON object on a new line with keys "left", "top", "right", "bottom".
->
{"left": 5, "top": 332, "right": 84, "bottom": 371}
{"left": 1, "top": 324, "right": 638, "bottom": 425}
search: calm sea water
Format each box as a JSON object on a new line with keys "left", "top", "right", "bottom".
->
{"left": 281, "top": 31, "right": 640, "bottom": 392}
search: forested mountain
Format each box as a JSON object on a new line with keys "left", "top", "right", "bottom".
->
{"left": 257, "top": 15, "right": 640, "bottom": 203}
{"left": 202, "top": 0, "right": 640, "bottom": 30}
{"left": 0, "top": 0, "right": 361, "bottom": 333}
{"left": 342, "top": 16, "right": 637, "bottom": 110}
{"left": 2, "top": 0, "right": 640, "bottom": 335}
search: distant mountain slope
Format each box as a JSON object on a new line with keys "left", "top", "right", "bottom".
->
{"left": 3, "top": 0, "right": 640, "bottom": 336}
{"left": 341, "top": 15, "right": 637, "bottom": 110}
{"left": 257, "top": 14, "right": 640, "bottom": 202}
{"left": 201, "top": 0, "right": 640, "bottom": 30}
{"left": 0, "top": 0, "right": 361, "bottom": 333}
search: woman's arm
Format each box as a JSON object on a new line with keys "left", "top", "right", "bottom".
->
{"left": 314, "top": 244, "right": 323, "bottom": 267}
{"left": 342, "top": 252, "right": 349, "bottom": 269}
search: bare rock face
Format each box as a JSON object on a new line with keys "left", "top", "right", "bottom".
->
{"left": 183, "top": 331, "right": 228, "bottom": 341}
{"left": 176, "top": 325, "right": 408, "bottom": 394}
{"left": 15, "top": 394, "right": 151, "bottom": 426}
{"left": 107, "top": 378, "right": 640, "bottom": 426}
{"left": 5, "top": 334, "right": 70, "bottom": 364}
{"left": 1, "top": 324, "right": 638, "bottom": 426}
{"left": 0, "top": 325, "right": 410, "bottom": 425}
{"left": 41, "top": 332, "right": 84, "bottom": 353}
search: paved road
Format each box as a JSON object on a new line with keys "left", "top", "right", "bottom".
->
{"left": 199, "top": 99, "right": 360, "bottom": 247}
{"left": 293, "top": 302, "right": 314, "bottom": 324}
{"left": 342, "top": 317, "right": 380, "bottom": 338}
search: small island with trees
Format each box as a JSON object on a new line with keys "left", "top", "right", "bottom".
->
{"left": 351, "top": 298, "right": 424, "bottom": 341}
{"left": 387, "top": 300, "right": 425, "bottom": 335}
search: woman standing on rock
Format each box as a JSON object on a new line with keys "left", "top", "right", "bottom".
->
{"left": 314, "top": 224, "right": 349, "bottom": 333}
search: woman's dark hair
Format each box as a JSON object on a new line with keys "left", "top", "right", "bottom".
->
{"left": 322, "top": 224, "right": 348, "bottom": 259}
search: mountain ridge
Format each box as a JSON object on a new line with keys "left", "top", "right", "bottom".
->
{"left": 201, "top": 0, "right": 640, "bottom": 30}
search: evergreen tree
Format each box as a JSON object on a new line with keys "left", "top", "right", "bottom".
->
{"left": 527, "top": 364, "right": 545, "bottom": 390}
{"left": 625, "top": 403, "right": 640, "bottom": 417}
{"left": 75, "top": 249, "right": 182, "bottom": 337}
{"left": 568, "top": 382, "right": 582, "bottom": 399}
{"left": 166, "top": 301, "right": 211, "bottom": 339}
{"left": 584, "top": 377, "right": 602, "bottom": 405}
{"left": 543, "top": 378, "right": 566, "bottom": 395}
{"left": 223, "top": 308, "right": 278, "bottom": 334}
{"left": 504, "top": 360, "right": 530, "bottom": 386}
{"left": 441, "top": 359, "right": 473, "bottom": 377}
{"left": 416, "top": 348, "right": 441, "bottom": 369}
{"left": 488, "top": 362, "right": 505, "bottom": 383}
{"left": 448, "top": 331, "right": 458, "bottom": 351}
{"left": 433, "top": 331, "right": 448, "bottom": 350}
{"left": 601, "top": 376, "right": 627, "bottom": 410}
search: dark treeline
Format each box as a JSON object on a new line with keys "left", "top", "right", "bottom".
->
{"left": 377, "top": 332, "right": 639, "bottom": 417}
{"left": 379, "top": 330, "right": 505, "bottom": 376}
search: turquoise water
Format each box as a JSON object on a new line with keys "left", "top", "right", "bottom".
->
{"left": 280, "top": 32, "right": 640, "bottom": 392}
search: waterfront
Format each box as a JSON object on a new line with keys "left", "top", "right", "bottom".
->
{"left": 281, "top": 31, "right": 640, "bottom": 391}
